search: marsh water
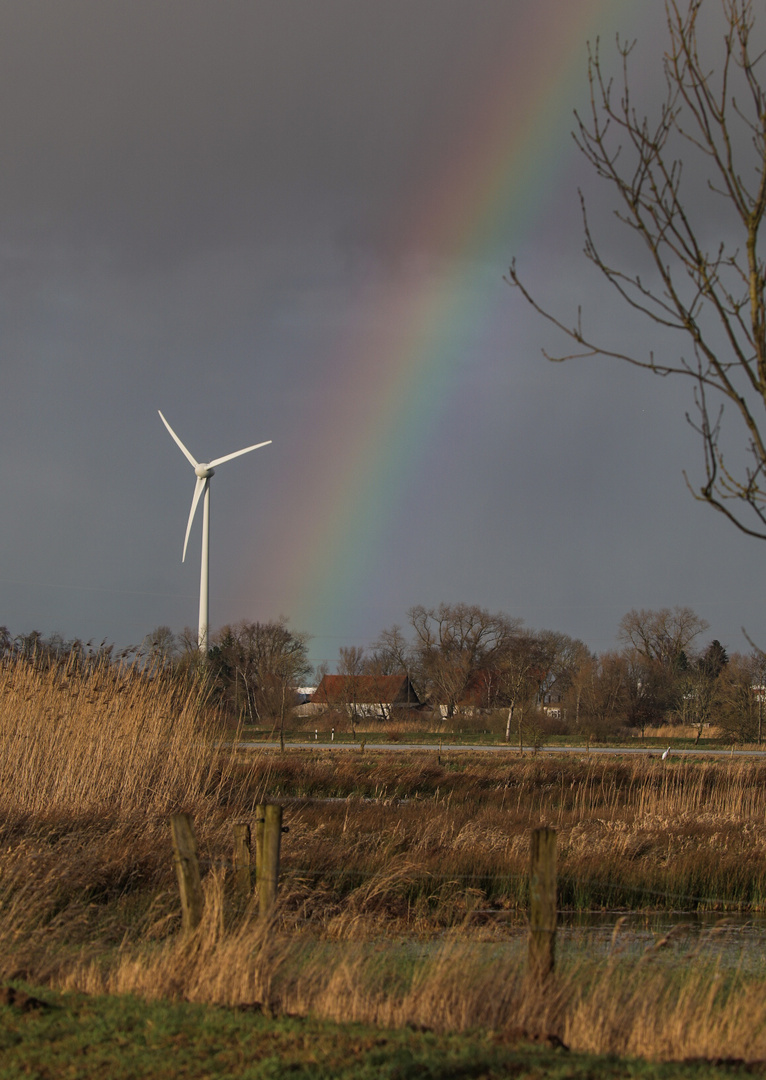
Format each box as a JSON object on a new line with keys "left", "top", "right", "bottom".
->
{"left": 551, "top": 911, "right": 766, "bottom": 971}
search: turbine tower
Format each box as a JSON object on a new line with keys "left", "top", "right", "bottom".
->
{"left": 159, "top": 410, "right": 271, "bottom": 654}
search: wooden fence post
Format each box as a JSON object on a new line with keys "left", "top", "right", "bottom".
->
{"left": 255, "top": 804, "right": 266, "bottom": 886}
{"left": 258, "top": 803, "right": 283, "bottom": 917}
{"left": 170, "top": 813, "right": 204, "bottom": 932}
{"left": 528, "top": 826, "right": 557, "bottom": 980}
{"left": 233, "top": 821, "right": 252, "bottom": 897}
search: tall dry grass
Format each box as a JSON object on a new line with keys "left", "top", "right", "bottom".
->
{"left": 226, "top": 752, "right": 766, "bottom": 916}
{"left": 5, "top": 653, "right": 766, "bottom": 1059}
{"left": 0, "top": 652, "right": 229, "bottom": 818}
{"left": 0, "top": 652, "right": 253, "bottom": 985}
{"left": 52, "top": 879, "right": 766, "bottom": 1061}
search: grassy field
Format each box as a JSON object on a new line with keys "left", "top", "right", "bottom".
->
{"left": 4, "top": 653, "right": 766, "bottom": 1067}
{"left": 239, "top": 719, "right": 728, "bottom": 751}
{"left": 3, "top": 986, "right": 749, "bottom": 1080}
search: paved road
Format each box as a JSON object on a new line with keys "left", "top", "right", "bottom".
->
{"left": 235, "top": 741, "right": 766, "bottom": 758}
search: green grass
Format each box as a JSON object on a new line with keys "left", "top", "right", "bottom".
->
{"left": 0, "top": 986, "right": 754, "bottom": 1080}
{"left": 238, "top": 727, "right": 729, "bottom": 751}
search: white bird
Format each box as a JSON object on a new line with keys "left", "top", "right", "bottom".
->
{"left": 661, "top": 746, "right": 670, "bottom": 761}
{"left": 158, "top": 411, "right": 271, "bottom": 654}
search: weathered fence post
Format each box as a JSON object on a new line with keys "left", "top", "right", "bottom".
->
{"left": 528, "top": 826, "right": 557, "bottom": 980}
{"left": 258, "top": 803, "right": 283, "bottom": 917}
{"left": 255, "top": 803, "right": 266, "bottom": 885}
{"left": 233, "top": 821, "right": 252, "bottom": 897}
{"left": 170, "top": 813, "right": 204, "bottom": 932}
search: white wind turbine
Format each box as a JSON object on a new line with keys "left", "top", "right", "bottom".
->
{"left": 158, "top": 410, "right": 271, "bottom": 654}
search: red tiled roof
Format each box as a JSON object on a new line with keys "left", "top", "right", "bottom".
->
{"left": 311, "top": 674, "right": 419, "bottom": 706}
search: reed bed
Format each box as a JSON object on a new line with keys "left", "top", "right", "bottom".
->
{"left": 232, "top": 751, "right": 766, "bottom": 916}
{"left": 4, "top": 653, "right": 766, "bottom": 1060}
{"left": 0, "top": 652, "right": 231, "bottom": 818}
{"left": 53, "top": 888, "right": 766, "bottom": 1062}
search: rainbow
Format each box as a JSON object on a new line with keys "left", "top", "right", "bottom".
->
{"left": 265, "top": 0, "right": 648, "bottom": 657}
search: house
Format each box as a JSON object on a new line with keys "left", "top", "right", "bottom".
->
{"left": 542, "top": 678, "right": 566, "bottom": 720}
{"left": 437, "top": 670, "right": 501, "bottom": 718}
{"left": 438, "top": 669, "right": 542, "bottom": 718}
{"left": 311, "top": 674, "right": 421, "bottom": 720}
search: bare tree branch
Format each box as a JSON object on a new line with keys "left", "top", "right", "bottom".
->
{"left": 508, "top": 0, "right": 766, "bottom": 539}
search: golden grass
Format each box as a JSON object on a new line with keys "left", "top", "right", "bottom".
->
{"left": 52, "top": 890, "right": 766, "bottom": 1061}
{"left": 0, "top": 652, "right": 230, "bottom": 818}
{"left": 5, "top": 653, "right": 766, "bottom": 1060}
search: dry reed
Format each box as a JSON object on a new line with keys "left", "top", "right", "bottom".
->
{"left": 0, "top": 653, "right": 229, "bottom": 818}
{"left": 5, "top": 653, "right": 766, "bottom": 1060}
{"left": 53, "top": 884, "right": 766, "bottom": 1061}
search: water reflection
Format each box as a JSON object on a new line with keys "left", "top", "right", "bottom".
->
{"left": 556, "top": 911, "right": 766, "bottom": 970}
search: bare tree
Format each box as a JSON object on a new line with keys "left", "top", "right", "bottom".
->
{"left": 141, "top": 625, "right": 178, "bottom": 671}
{"left": 509, "top": 0, "right": 766, "bottom": 538}
{"left": 209, "top": 619, "right": 312, "bottom": 747}
{"left": 567, "top": 652, "right": 628, "bottom": 741}
{"left": 369, "top": 625, "right": 413, "bottom": 676}
{"left": 532, "top": 630, "right": 591, "bottom": 704}
{"left": 337, "top": 645, "right": 366, "bottom": 739}
{"left": 676, "top": 637, "right": 729, "bottom": 740}
{"left": 618, "top": 606, "right": 709, "bottom": 668}
{"left": 497, "top": 634, "right": 542, "bottom": 747}
{"left": 714, "top": 649, "right": 760, "bottom": 740}
{"left": 749, "top": 648, "right": 766, "bottom": 742}
{"left": 408, "top": 603, "right": 523, "bottom": 718}
{"left": 621, "top": 651, "right": 673, "bottom": 737}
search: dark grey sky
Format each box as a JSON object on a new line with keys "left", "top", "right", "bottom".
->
{"left": 2, "top": 0, "right": 764, "bottom": 668}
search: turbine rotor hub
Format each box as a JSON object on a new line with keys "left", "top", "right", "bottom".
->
{"left": 195, "top": 464, "right": 215, "bottom": 478}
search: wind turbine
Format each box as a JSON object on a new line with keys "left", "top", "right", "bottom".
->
{"left": 158, "top": 410, "right": 271, "bottom": 654}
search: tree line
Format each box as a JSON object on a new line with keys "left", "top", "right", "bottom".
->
{"left": 326, "top": 603, "right": 766, "bottom": 744}
{"left": 5, "top": 601, "right": 766, "bottom": 743}
{"left": 143, "top": 603, "right": 766, "bottom": 743}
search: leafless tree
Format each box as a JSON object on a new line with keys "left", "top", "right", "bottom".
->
{"left": 679, "top": 638, "right": 729, "bottom": 741}
{"left": 369, "top": 625, "right": 413, "bottom": 676}
{"left": 509, "top": 0, "right": 766, "bottom": 538}
{"left": 621, "top": 650, "right": 672, "bottom": 737}
{"left": 567, "top": 652, "right": 629, "bottom": 741}
{"left": 209, "top": 619, "right": 312, "bottom": 747}
{"left": 714, "top": 649, "right": 761, "bottom": 739}
{"left": 408, "top": 603, "right": 523, "bottom": 718}
{"left": 497, "top": 634, "right": 542, "bottom": 747}
{"left": 337, "top": 645, "right": 366, "bottom": 739}
{"left": 749, "top": 648, "right": 766, "bottom": 742}
{"left": 618, "top": 606, "right": 709, "bottom": 668}
{"left": 141, "top": 625, "right": 178, "bottom": 671}
{"left": 532, "top": 630, "right": 591, "bottom": 702}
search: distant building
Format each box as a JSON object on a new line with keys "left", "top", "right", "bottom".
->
{"left": 436, "top": 670, "right": 503, "bottom": 718}
{"left": 311, "top": 674, "right": 421, "bottom": 720}
{"left": 542, "top": 678, "right": 566, "bottom": 720}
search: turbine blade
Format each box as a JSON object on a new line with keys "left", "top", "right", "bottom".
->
{"left": 208, "top": 440, "right": 272, "bottom": 469}
{"left": 182, "top": 476, "right": 206, "bottom": 562}
{"left": 158, "top": 410, "right": 199, "bottom": 469}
